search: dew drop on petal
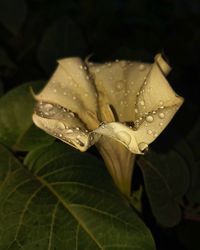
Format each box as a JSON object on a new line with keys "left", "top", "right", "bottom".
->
{"left": 68, "top": 112, "right": 75, "bottom": 118}
{"left": 140, "top": 100, "right": 145, "bottom": 106}
{"left": 158, "top": 112, "right": 165, "bottom": 119}
{"left": 139, "top": 64, "right": 145, "bottom": 71}
{"left": 57, "top": 122, "right": 65, "bottom": 130}
{"left": 159, "top": 122, "right": 163, "bottom": 126}
{"left": 146, "top": 115, "right": 154, "bottom": 123}
{"left": 116, "top": 83, "right": 122, "bottom": 90}
{"left": 147, "top": 129, "right": 153, "bottom": 135}
{"left": 153, "top": 132, "right": 158, "bottom": 138}
{"left": 138, "top": 142, "right": 148, "bottom": 151}
{"left": 73, "top": 96, "right": 77, "bottom": 100}
{"left": 117, "top": 131, "right": 131, "bottom": 145}
{"left": 44, "top": 103, "right": 53, "bottom": 111}
{"left": 135, "top": 108, "right": 138, "bottom": 113}
{"left": 66, "top": 129, "right": 73, "bottom": 133}
{"left": 53, "top": 88, "right": 57, "bottom": 93}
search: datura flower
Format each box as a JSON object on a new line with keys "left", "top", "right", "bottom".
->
{"left": 32, "top": 54, "right": 183, "bottom": 197}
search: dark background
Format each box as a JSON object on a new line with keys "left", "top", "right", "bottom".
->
{"left": 0, "top": 0, "right": 200, "bottom": 249}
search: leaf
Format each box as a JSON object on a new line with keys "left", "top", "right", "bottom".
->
{"left": 38, "top": 16, "right": 87, "bottom": 74}
{"left": 138, "top": 149, "right": 190, "bottom": 227}
{"left": 0, "top": 82, "right": 54, "bottom": 151}
{"left": 0, "top": 142, "right": 155, "bottom": 249}
{"left": 0, "top": 144, "right": 21, "bottom": 187}
{"left": 172, "top": 139, "right": 200, "bottom": 203}
{"left": 0, "top": 0, "right": 27, "bottom": 35}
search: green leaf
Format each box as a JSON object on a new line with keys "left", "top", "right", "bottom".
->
{"left": 173, "top": 139, "right": 200, "bottom": 203}
{"left": 0, "top": 82, "right": 54, "bottom": 151}
{"left": 38, "top": 16, "right": 87, "bottom": 74}
{"left": 0, "top": 142, "right": 155, "bottom": 249}
{"left": 138, "top": 148, "right": 190, "bottom": 227}
{"left": 0, "top": 0, "right": 27, "bottom": 35}
{"left": 0, "top": 144, "right": 21, "bottom": 187}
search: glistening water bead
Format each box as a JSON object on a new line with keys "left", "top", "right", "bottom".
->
{"left": 146, "top": 115, "right": 154, "bottom": 123}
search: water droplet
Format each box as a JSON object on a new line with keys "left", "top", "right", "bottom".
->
{"left": 158, "top": 112, "right": 165, "bottom": 119}
{"left": 138, "top": 142, "right": 148, "bottom": 151}
{"left": 140, "top": 100, "right": 145, "bottom": 106}
{"left": 73, "top": 96, "right": 77, "bottom": 100}
{"left": 57, "top": 122, "right": 65, "bottom": 130}
{"left": 120, "top": 61, "right": 126, "bottom": 68}
{"left": 68, "top": 112, "right": 75, "bottom": 118}
{"left": 139, "top": 64, "right": 145, "bottom": 71}
{"left": 59, "top": 133, "right": 63, "bottom": 138}
{"left": 146, "top": 115, "right": 154, "bottom": 123}
{"left": 76, "top": 139, "right": 84, "bottom": 147}
{"left": 44, "top": 103, "right": 53, "bottom": 111}
{"left": 66, "top": 129, "right": 73, "bottom": 133}
{"left": 135, "top": 108, "right": 138, "bottom": 113}
{"left": 117, "top": 131, "right": 131, "bottom": 145}
{"left": 53, "top": 88, "right": 57, "bottom": 93}
{"left": 76, "top": 127, "right": 80, "bottom": 131}
{"left": 147, "top": 129, "right": 152, "bottom": 135}
{"left": 116, "top": 82, "right": 123, "bottom": 90}
{"left": 153, "top": 132, "right": 158, "bottom": 138}
{"left": 159, "top": 122, "right": 163, "bottom": 126}
{"left": 79, "top": 65, "right": 83, "bottom": 70}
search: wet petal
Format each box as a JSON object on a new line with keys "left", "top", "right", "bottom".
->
{"left": 88, "top": 60, "right": 151, "bottom": 122}
{"left": 35, "top": 58, "right": 99, "bottom": 130}
{"left": 134, "top": 54, "right": 183, "bottom": 147}
{"left": 33, "top": 101, "right": 100, "bottom": 151}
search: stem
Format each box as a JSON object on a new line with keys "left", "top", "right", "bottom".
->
{"left": 96, "top": 136, "right": 136, "bottom": 198}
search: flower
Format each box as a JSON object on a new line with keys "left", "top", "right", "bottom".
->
{"left": 32, "top": 54, "right": 183, "bottom": 197}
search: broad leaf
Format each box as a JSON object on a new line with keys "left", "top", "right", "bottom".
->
{"left": 0, "top": 142, "right": 155, "bottom": 249}
{"left": 138, "top": 148, "right": 190, "bottom": 227}
{"left": 0, "top": 82, "right": 54, "bottom": 151}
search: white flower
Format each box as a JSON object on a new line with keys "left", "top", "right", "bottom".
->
{"left": 32, "top": 54, "right": 183, "bottom": 196}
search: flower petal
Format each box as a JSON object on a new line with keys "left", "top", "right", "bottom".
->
{"left": 92, "top": 54, "right": 183, "bottom": 154}
{"left": 32, "top": 101, "right": 100, "bottom": 151}
{"left": 88, "top": 59, "right": 151, "bottom": 122}
{"left": 35, "top": 58, "right": 99, "bottom": 130}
